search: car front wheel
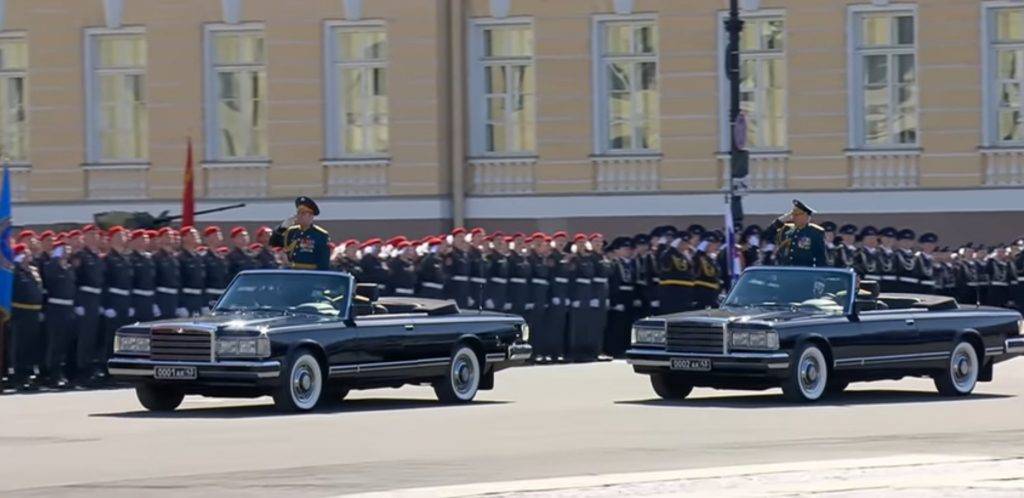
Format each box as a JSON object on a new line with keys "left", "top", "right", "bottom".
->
{"left": 935, "top": 341, "right": 978, "bottom": 396}
{"left": 136, "top": 384, "right": 184, "bottom": 412}
{"left": 273, "top": 349, "right": 325, "bottom": 412}
{"left": 434, "top": 345, "right": 480, "bottom": 404}
{"left": 782, "top": 343, "right": 829, "bottom": 402}
{"left": 650, "top": 373, "right": 693, "bottom": 400}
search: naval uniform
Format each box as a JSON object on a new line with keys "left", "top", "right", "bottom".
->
{"left": 693, "top": 250, "right": 721, "bottom": 309}
{"left": 9, "top": 263, "right": 43, "bottom": 385}
{"left": 270, "top": 224, "right": 331, "bottom": 271}
{"left": 657, "top": 246, "right": 694, "bottom": 314}
{"left": 765, "top": 220, "right": 828, "bottom": 267}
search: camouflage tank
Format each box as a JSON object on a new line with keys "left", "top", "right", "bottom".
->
{"left": 93, "top": 203, "right": 246, "bottom": 230}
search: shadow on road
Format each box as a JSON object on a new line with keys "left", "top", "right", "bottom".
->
{"left": 91, "top": 398, "right": 510, "bottom": 419}
{"left": 617, "top": 390, "right": 1014, "bottom": 408}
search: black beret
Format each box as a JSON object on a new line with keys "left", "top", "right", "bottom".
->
{"left": 898, "top": 229, "right": 916, "bottom": 241}
{"left": 918, "top": 232, "right": 938, "bottom": 244}
{"left": 792, "top": 199, "right": 814, "bottom": 215}
{"left": 295, "top": 196, "right": 320, "bottom": 216}
{"left": 821, "top": 221, "right": 837, "bottom": 233}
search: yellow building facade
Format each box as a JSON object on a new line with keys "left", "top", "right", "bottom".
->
{"left": 3, "top": 0, "right": 1023, "bottom": 241}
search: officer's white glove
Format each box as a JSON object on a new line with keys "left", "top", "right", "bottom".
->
{"left": 551, "top": 297, "right": 561, "bottom": 306}
{"left": 103, "top": 308, "right": 117, "bottom": 319}
{"left": 571, "top": 300, "right": 581, "bottom": 308}
{"left": 279, "top": 216, "right": 296, "bottom": 229}
{"left": 128, "top": 307, "right": 135, "bottom": 318}
{"left": 74, "top": 306, "right": 85, "bottom": 316}
{"left": 467, "top": 297, "right": 475, "bottom": 307}
{"left": 176, "top": 307, "right": 189, "bottom": 318}
{"left": 201, "top": 306, "right": 211, "bottom": 315}
{"left": 152, "top": 304, "right": 161, "bottom": 317}
{"left": 484, "top": 299, "right": 495, "bottom": 309}
{"left": 633, "top": 299, "right": 643, "bottom": 307}
{"left": 614, "top": 304, "right": 626, "bottom": 312}
{"left": 502, "top": 302, "right": 512, "bottom": 311}
{"left": 650, "top": 300, "right": 661, "bottom": 308}
{"left": 589, "top": 298, "right": 600, "bottom": 308}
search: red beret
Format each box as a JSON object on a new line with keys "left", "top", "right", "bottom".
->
{"left": 179, "top": 226, "right": 196, "bottom": 236}
{"left": 513, "top": 232, "right": 525, "bottom": 239}
{"left": 395, "top": 241, "right": 411, "bottom": 250}
{"left": 81, "top": 224, "right": 97, "bottom": 233}
{"left": 39, "top": 230, "right": 55, "bottom": 239}
{"left": 385, "top": 236, "right": 406, "bottom": 246}
{"left": 490, "top": 231, "right": 505, "bottom": 238}
{"left": 156, "top": 227, "right": 171, "bottom": 236}
{"left": 216, "top": 246, "right": 229, "bottom": 254}
{"left": 130, "top": 229, "right": 148, "bottom": 240}
{"left": 16, "top": 230, "right": 35, "bottom": 240}
{"left": 451, "top": 227, "right": 466, "bottom": 236}
{"left": 145, "top": 230, "right": 159, "bottom": 238}
{"left": 328, "top": 242, "right": 336, "bottom": 250}
{"left": 589, "top": 233, "right": 603, "bottom": 241}
{"left": 504, "top": 236, "right": 515, "bottom": 243}
{"left": 67, "top": 230, "right": 82, "bottom": 238}
{"left": 203, "top": 226, "right": 221, "bottom": 237}
{"left": 52, "top": 240, "right": 66, "bottom": 248}
{"left": 552, "top": 231, "right": 568, "bottom": 238}
{"left": 341, "top": 239, "right": 358, "bottom": 246}
{"left": 108, "top": 226, "right": 125, "bottom": 235}
{"left": 531, "top": 232, "right": 545, "bottom": 239}
{"left": 573, "top": 233, "right": 587, "bottom": 242}
{"left": 230, "top": 226, "right": 247, "bottom": 238}
{"left": 524, "top": 235, "right": 537, "bottom": 243}
{"left": 54, "top": 233, "right": 66, "bottom": 242}
{"left": 544, "top": 235, "right": 553, "bottom": 242}
{"left": 427, "top": 237, "right": 443, "bottom": 246}
{"left": 13, "top": 243, "right": 26, "bottom": 255}
{"left": 256, "top": 226, "right": 272, "bottom": 236}
{"left": 361, "top": 238, "right": 382, "bottom": 247}
{"left": 469, "top": 227, "right": 485, "bottom": 236}
{"left": 483, "top": 234, "right": 495, "bottom": 242}
{"left": 248, "top": 243, "right": 262, "bottom": 251}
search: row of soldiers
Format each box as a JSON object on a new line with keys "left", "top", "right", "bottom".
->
{"left": 2, "top": 224, "right": 280, "bottom": 391}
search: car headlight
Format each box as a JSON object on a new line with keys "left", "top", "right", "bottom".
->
{"left": 1018, "top": 319, "right": 1023, "bottom": 336}
{"left": 216, "top": 335, "right": 270, "bottom": 359}
{"left": 731, "top": 330, "right": 779, "bottom": 351}
{"left": 519, "top": 323, "right": 531, "bottom": 342}
{"left": 631, "top": 323, "right": 667, "bottom": 346}
{"left": 114, "top": 334, "right": 150, "bottom": 354}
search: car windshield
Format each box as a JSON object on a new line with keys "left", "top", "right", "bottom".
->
{"left": 215, "top": 272, "right": 352, "bottom": 318}
{"left": 722, "top": 268, "right": 852, "bottom": 316}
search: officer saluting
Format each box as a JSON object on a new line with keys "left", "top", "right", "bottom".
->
{"left": 765, "top": 199, "right": 828, "bottom": 267}
{"left": 270, "top": 196, "right": 331, "bottom": 271}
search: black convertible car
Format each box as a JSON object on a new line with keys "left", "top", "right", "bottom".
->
{"left": 108, "top": 270, "right": 532, "bottom": 412}
{"left": 626, "top": 266, "right": 1024, "bottom": 402}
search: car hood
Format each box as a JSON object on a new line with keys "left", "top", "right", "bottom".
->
{"left": 646, "top": 306, "right": 841, "bottom": 326}
{"left": 140, "top": 311, "right": 339, "bottom": 332}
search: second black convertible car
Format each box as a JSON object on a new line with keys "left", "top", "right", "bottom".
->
{"left": 626, "top": 267, "right": 1024, "bottom": 402}
{"left": 109, "top": 270, "right": 532, "bottom": 412}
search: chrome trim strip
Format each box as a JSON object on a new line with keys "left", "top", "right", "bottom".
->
{"left": 986, "top": 346, "right": 1005, "bottom": 355}
{"left": 629, "top": 359, "right": 670, "bottom": 367}
{"left": 485, "top": 353, "right": 506, "bottom": 363}
{"left": 834, "top": 351, "right": 950, "bottom": 367}
{"left": 328, "top": 357, "right": 451, "bottom": 376}
{"left": 626, "top": 349, "right": 788, "bottom": 360}
{"left": 107, "top": 359, "right": 281, "bottom": 378}
{"left": 1006, "top": 338, "right": 1024, "bottom": 355}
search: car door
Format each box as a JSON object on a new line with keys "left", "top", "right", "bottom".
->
{"left": 351, "top": 313, "right": 420, "bottom": 364}
{"left": 909, "top": 310, "right": 960, "bottom": 366}
{"left": 830, "top": 309, "right": 920, "bottom": 370}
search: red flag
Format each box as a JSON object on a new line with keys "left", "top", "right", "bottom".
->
{"left": 182, "top": 137, "right": 195, "bottom": 227}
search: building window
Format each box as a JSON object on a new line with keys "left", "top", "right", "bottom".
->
{"left": 324, "top": 22, "right": 388, "bottom": 157}
{"left": 204, "top": 25, "right": 267, "bottom": 161}
{"left": 985, "top": 5, "right": 1024, "bottom": 144}
{"left": 0, "top": 37, "right": 27, "bottom": 162}
{"left": 718, "top": 14, "right": 786, "bottom": 150}
{"left": 593, "top": 17, "right": 658, "bottom": 154}
{"left": 468, "top": 20, "right": 535, "bottom": 156}
{"left": 848, "top": 8, "right": 918, "bottom": 148}
{"left": 85, "top": 30, "right": 147, "bottom": 163}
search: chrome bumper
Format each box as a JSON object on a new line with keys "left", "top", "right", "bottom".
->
{"left": 108, "top": 358, "right": 281, "bottom": 380}
{"left": 1006, "top": 337, "right": 1024, "bottom": 355}
{"left": 626, "top": 348, "right": 791, "bottom": 371}
{"left": 485, "top": 343, "right": 534, "bottom": 365}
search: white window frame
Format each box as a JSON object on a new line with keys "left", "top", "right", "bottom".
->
{"left": 0, "top": 31, "right": 28, "bottom": 165}
{"left": 83, "top": 26, "right": 147, "bottom": 165}
{"left": 846, "top": 3, "right": 920, "bottom": 150}
{"left": 202, "top": 22, "right": 268, "bottom": 163}
{"left": 591, "top": 13, "right": 660, "bottom": 156}
{"left": 467, "top": 16, "right": 536, "bottom": 158}
{"left": 716, "top": 9, "right": 787, "bottom": 153}
{"left": 981, "top": 1, "right": 1024, "bottom": 147}
{"left": 323, "top": 19, "right": 389, "bottom": 160}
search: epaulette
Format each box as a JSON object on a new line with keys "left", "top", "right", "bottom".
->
{"left": 287, "top": 224, "right": 302, "bottom": 231}
{"left": 808, "top": 223, "right": 824, "bottom": 231}
{"left": 313, "top": 225, "right": 329, "bottom": 235}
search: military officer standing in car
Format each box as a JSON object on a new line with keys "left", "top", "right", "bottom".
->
{"left": 269, "top": 196, "right": 331, "bottom": 271}
{"left": 764, "top": 199, "right": 828, "bottom": 267}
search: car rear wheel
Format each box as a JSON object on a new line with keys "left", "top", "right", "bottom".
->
{"left": 136, "top": 384, "right": 185, "bottom": 412}
{"left": 650, "top": 373, "right": 693, "bottom": 400}
{"left": 935, "top": 341, "right": 978, "bottom": 396}
{"left": 273, "top": 349, "right": 325, "bottom": 412}
{"left": 782, "top": 343, "right": 829, "bottom": 402}
{"left": 434, "top": 345, "right": 480, "bottom": 404}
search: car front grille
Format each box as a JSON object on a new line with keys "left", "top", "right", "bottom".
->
{"left": 666, "top": 323, "right": 723, "bottom": 354}
{"left": 150, "top": 328, "right": 212, "bottom": 361}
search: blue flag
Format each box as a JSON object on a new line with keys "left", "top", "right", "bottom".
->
{"left": 0, "top": 164, "right": 12, "bottom": 322}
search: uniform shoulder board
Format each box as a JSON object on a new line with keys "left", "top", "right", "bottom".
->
{"left": 287, "top": 224, "right": 302, "bottom": 231}
{"left": 808, "top": 223, "right": 824, "bottom": 231}
{"left": 313, "top": 225, "right": 329, "bottom": 235}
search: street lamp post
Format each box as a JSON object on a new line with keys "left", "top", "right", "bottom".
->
{"left": 724, "top": 0, "right": 748, "bottom": 288}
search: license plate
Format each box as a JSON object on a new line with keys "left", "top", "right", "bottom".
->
{"left": 154, "top": 366, "right": 197, "bottom": 380}
{"left": 670, "top": 358, "right": 711, "bottom": 371}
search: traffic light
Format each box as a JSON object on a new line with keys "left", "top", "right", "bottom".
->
{"left": 730, "top": 149, "right": 749, "bottom": 179}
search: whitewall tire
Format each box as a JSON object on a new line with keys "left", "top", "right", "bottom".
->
{"left": 434, "top": 346, "right": 481, "bottom": 404}
{"left": 273, "top": 351, "right": 324, "bottom": 412}
{"left": 782, "top": 343, "right": 829, "bottom": 402}
{"left": 935, "top": 341, "right": 978, "bottom": 396}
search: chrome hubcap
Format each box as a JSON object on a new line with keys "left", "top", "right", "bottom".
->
{"left": 292, "top": 361, "right": 319, "bottom": 405}
{"left": 798, "top": 352, "right": 825, "bottom": 397}
{"left": 452, "top": 354, "right": 476, "bottom": 396}
{"left": 951, "top": 347, "right": 976, "bottom": 391}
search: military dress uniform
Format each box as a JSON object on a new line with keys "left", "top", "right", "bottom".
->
{"left": 255, "top": 245, "right": 278, "bottom": 269}
{"left": 693, "top": 247, "right": 722, "bottom": 309}
{"left": 544, "top": 250, "right": 571, "bottom": 360}
{"left": 591, "top": 252, "right": 613, "bottom": 356}
{"left": 508, "top": 252, "right": 532, "bottom": 318}
{"left": 444, "top": 248, "right": 472, "bottom": 308}
{"left": 203, "top": 248, "right": 230, "bottom": 309}
{"left": 130, "top": 250, "right": 157, "bottom": 322}
{"left": 657, "top": 243, "right": 695, "bottom": 314}
{"left": 1013, "top": 250, "right": 1024, "bottom": 312}
{"left": 567, "top": 251, "right": 596, "bottom": 361}
{"left": 606, "top": 242, "right": 637, "bottom": 357}
{"left": 484, "top": 250, "right": 511, "bottom": 312}
{"left": 526, "top": 250, "right": 551, "bottom": 357}
{"left": 227, "top": 246, "right": 258, "bottom": 281}
{"left": 101, "top": 249, "right": 134, "bottom": 371}
{"left": 42, "top": 254, "right": 76, "bottom": 386}
{"left": 269, "top": 197, "right": 332, "bottom": 271}
{"left": 72, "top": 247, "right": 105, "bottom": 382}
{"left": 9, "top": 262, "right": 44, "bottom": 386}
{"left": 986, "top": 256, "right": 1013, "bottom": 307}
{"left": 417, "top": 251, "right": 446, "bottom": 299}
{"left": 154, "top": 248, "right": 182, "bottom": 319}
{"left": 359, "top": 250, "right": 390, "bottom": 294}
{"left": 388, "top": 256, "right": 418, "bottom": 297}
{"left": 178, "top": 249, "right": 207, "bottom": 316}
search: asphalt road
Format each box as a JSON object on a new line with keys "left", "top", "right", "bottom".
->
{"left": 2, "top": 358, "right": 1024, "bottom": 497}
